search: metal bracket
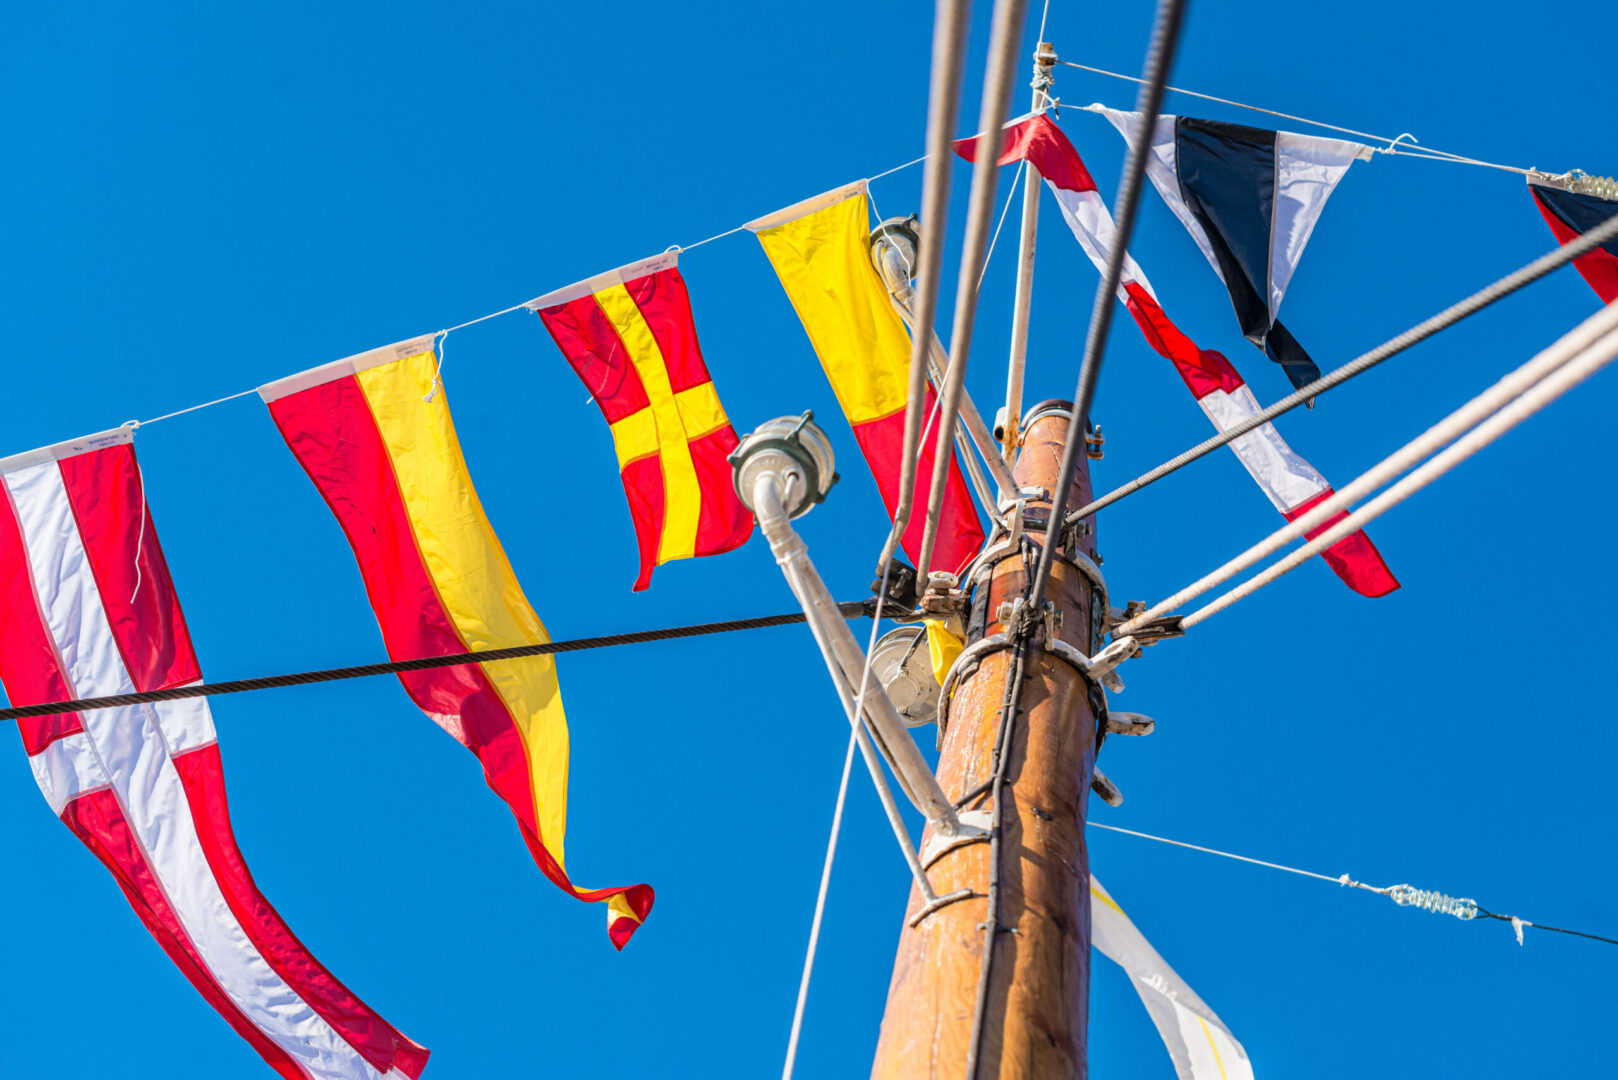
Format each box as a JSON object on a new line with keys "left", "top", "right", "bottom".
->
{"left": 1088, "top": 636, "right": 1140, "bottom": 682}
{"left": 919, "top": 808, "right": 993, "bottom": 867}
{"left": 1091, "top": 767, "right": 1123, "bottom": 807}
{"left": 1104, "top": 712, "right": 1154, "bottom": 736}
{"left": 1121, "top": 614, "right": 1186, "bottom": 645}
{"left": 918, "top": 570, "right": 970, "bottom": 619}
{"left": 1044, "top": 637, "right": 1129, "bottom": 693}
{"left": 907, "top": 888, "right": 981, "bottom": 928}
{"left": 1104, "top": 600, "right": 1147, "bottom": 633}
{"left": 1084, "top": 423, "right": 1105, "bottom": 460}
{"left": 937, "top": 632, "right": 1013, "bottom": 741}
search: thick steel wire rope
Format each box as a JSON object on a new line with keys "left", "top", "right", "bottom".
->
{"left": 915, "top": 0, "right": 1031, "bottom": 575}
{"left": 960, "top": 3, "right": 1189, "bottom": 1077}
{"left": 1062, "top": 210, "right": 1618, "bottom": 530}
{"left": 1117, "top": 300, "right": 1618, "bottom": 636}
{"left": 781, "top": 556, "right": 901, "bottom": 1080}
{"left": 877, "top": 0, "right": 973, "bottom": 573}
{"left": 1024, "top": 0, "right": 1186, "bottom": 615}
{"left": 1181, "top": 315, "right": 1618, "bottom": 627}
{"left": 0, "top": 605, "right": 874, "bottom": 723}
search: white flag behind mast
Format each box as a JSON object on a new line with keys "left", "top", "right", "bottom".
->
{"left": 1092, "top": 876, "right": 1254, "bottom": 1080}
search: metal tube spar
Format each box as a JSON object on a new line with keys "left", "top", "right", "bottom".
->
{"left": 1001, "top": 41, "right": 1057, "bottom": 462}
{"left": 916, "top": 0, "right": 1032, "bottom": 575}
{"left": 882, "top": 280, "right": 1019, "bottom": 502}
{"left": 882, "top": 0, "right": 973, "bottom": 574}
{"left": 749, "top": 469, "right": 976, "bottom": 841}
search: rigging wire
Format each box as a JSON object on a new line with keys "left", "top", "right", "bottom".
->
{"left": 0, "top": 605, "right": 878, "bottom": 724}
{"left": 1062, "top": 208, "right": 1618, "bottom": 531}
{"left": 780, "top": 729, "right": 861, "bottom": 1080}
{"left": 1023, "top": 2, "right": 1184, "bottom": 617}
{"left": 1117, "top": 296, "right": 1618, "bottom": 635}
{"left": 915, "top": 0, "right": 1032, "bottom": 577}
{"left": 781, "top": 551, "right": 902, "bottom": 1080}
{"left": 1058, "top": 60, "right": 1533, "bottom": 175}
{"left": 1089, "top": 822, "right": 1618, "bottom": 947}
{"left": 871, "top": 0, "right": 966, "bottom": 575}
{"left": 1179, "top": 307, "right": 1618, "bottom": 629}
{"left": 962, "top": 3, "right": 1189, "bottom": 1078}
{"left": 111, "top": 102, "right": 1048, "bottom": 440}
{"left": 978, "top": 159, "right": 1029, "bottom": 291}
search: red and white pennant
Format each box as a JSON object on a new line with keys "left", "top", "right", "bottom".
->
{"left": 957, "top": 115, "right": 1398, "bottom": 598}
{"left": 0, "top": 428, "right": 427, "bottom": 1079}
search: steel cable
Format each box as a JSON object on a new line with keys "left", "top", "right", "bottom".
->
{"left": 0, "top": 605, "right": 873, "bottom": 723}
{"left": 1063, "top": 209, "right": 1618, "bottom": 530}
{"left": 1024, "top": 0, "right": 1187, "bottom": 615}
{"left": 961, "top": 2, "right": 1189, "bottom": 1077}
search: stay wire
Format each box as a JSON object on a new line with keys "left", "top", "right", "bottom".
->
{"left": 963, "top": 4, "right": 1190, "bottom": 1077}
{"left": 0, "top": 605, "right": 874, "bottom": 724}
{"left": 780, "top": 727, "right": 861, "bottom": 1080}
{"left": 781, "top": 556, "right": 900, "bottom": 1080}
{"left": 1179, "top": 310, "right": 1618, "bottom": 629}
{"left": 1063, "top": 208, "right": 1618, "bottom": 530}
{"left": 1025, "top": 0, "right": 1187, "bottom": 616}
{"left": 1473, "top": 908, "right": 1618, "bottom": 947}
{"left": 1059, "top": 60, "right": 1532, "bottom": 174}
{"left": 1090, "top": 822, "right": 1618, "bottom": 948}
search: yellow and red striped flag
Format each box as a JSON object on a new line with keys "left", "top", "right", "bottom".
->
{"left": 747, "top": 182, "right": 985, "bottom": 574}
{"left": 260, "top": 340, "right": 652, "bottom": 949}
{"left": 528, "top": 253, "right": 753, "bottom": 591}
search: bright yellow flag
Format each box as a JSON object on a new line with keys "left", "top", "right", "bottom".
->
{"left": 747, "top": 181, "right": 986, "bottom": 572}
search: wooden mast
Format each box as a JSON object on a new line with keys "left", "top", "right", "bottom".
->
{"left": 870, "top": 401, "right": 1100, "bottom": 1080}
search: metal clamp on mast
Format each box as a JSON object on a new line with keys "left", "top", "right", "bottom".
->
{"left": 731, "top": 414, "right": 989, "bottom": 876}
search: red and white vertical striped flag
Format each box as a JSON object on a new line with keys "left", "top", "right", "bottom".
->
{"left": 956, "top": 116, "right": 1398, "bottom": 598}
{"left": 0, "top": 428, "right": 427, "bottom": 1079}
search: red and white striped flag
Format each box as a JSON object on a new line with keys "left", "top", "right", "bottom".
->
{"left": 0, "top": 428, "right": 427, "bottom": 1079}
{"left": 956, "top": 116, "right": 1397, "bottom": 597}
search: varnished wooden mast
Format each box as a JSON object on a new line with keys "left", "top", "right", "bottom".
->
{"left": 870, "top": 402, "right": 1099, "bottom": 1080}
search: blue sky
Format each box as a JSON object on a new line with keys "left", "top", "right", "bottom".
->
{"left": 1, "top": 1, "right": 1612, "bottom": 1076}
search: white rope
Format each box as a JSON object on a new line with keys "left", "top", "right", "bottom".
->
{"left": 94, "top": 103, "right": 1062, "bottom": 440}
{"left": 1091, "top": 821, "right": 1618, "bottom": 946}
{"left": 1184, "top": 304, "right": 1618, "bottom": 628}
{"left": 1119, "top": 300, "right": 1618, "bottom": 635}
{"left": 423, "top": 330, "right": 450, "bottom": 402}
{"left": 979, "top": 159, "right": 1028, "bottom": 291}
{"left": 781, "top": 546, "right": 905, "bottom": 1080}
{"left": 1089, "top": 822, "right": 1380, "bottom": 890}
{"left": 131, "top": 388, "right": 260, "bottom": 428}
{"left": 129, "top": 458, "right": 149, "bottom": 604}
{"left": 99, "top": 143, "right": 956, "bottom": 435}
{"left": 1062, "top": 60, "right": 1534, "bottom": 175}
{"left": 780, "top": 725, "right": 859, "bottom": 1080}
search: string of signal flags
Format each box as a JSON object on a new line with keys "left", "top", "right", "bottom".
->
{"left": 5, "top": 98, "right": 1618, "bottom": 1079}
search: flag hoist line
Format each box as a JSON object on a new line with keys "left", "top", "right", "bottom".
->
{"left": 117, "top": 113, "right": 1038, "bottom": 440}
{"left": 1058, "top": 58, "right": 1542, "bottom": 176}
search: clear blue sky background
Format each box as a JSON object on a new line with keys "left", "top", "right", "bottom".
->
{"left": 1, "top": 1, "right": 1611, "bottom": 1076}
